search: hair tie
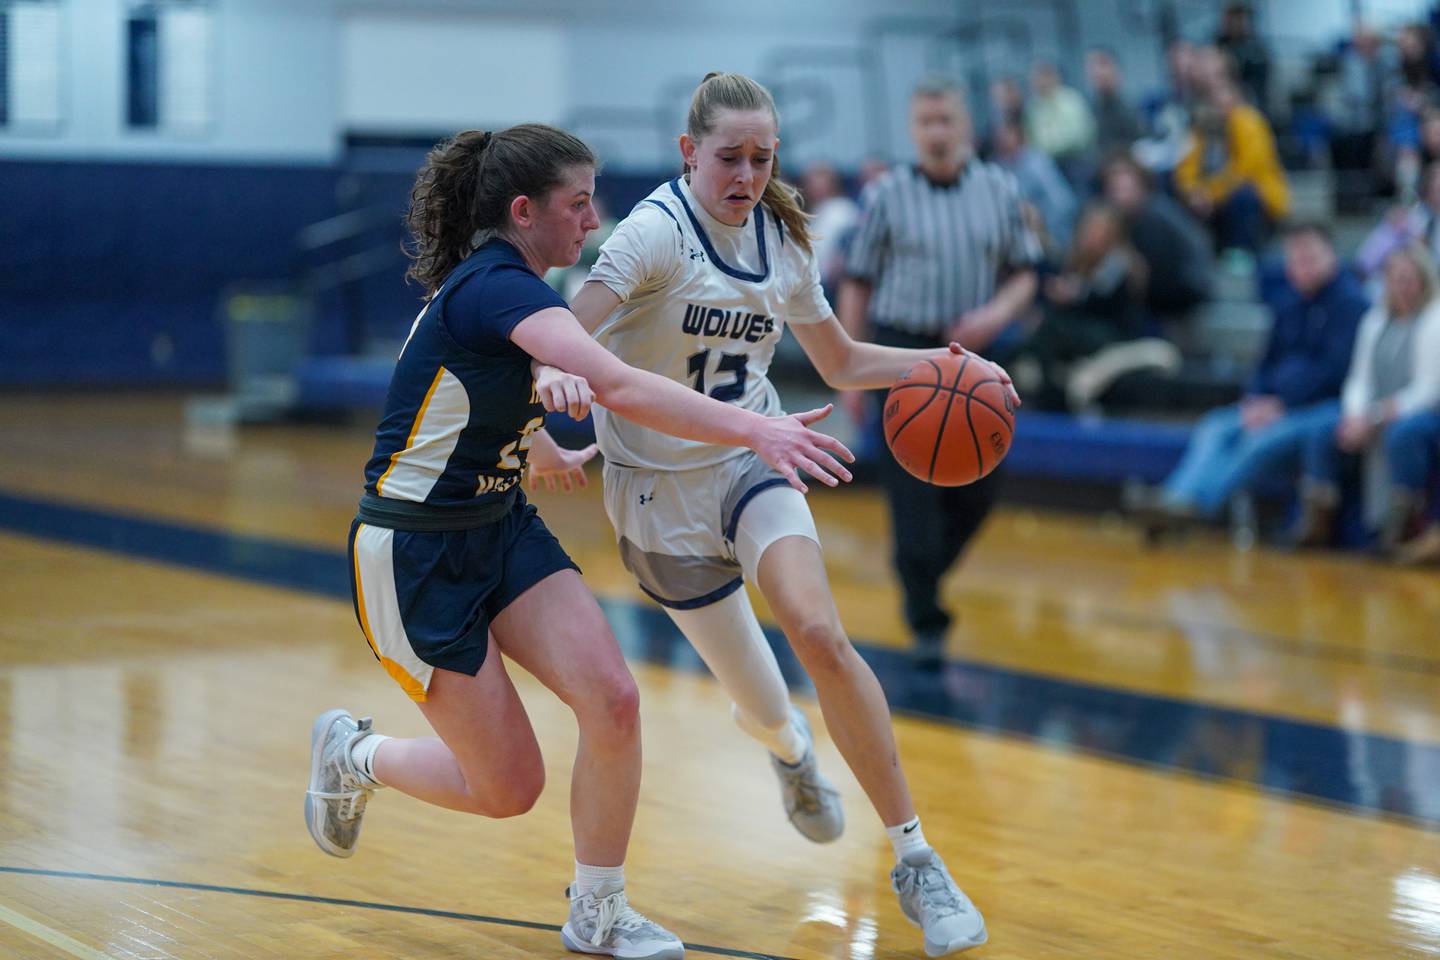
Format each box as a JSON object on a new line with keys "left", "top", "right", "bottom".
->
{"left": 479, "top": 131, "right": 493, "bottom": 151}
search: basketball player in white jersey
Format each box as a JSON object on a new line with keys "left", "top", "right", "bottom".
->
{"left": 539, "top": 72, "right": 1016, "bottom": 956}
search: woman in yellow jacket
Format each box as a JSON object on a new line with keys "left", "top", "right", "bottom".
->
{"left": 1176, "top": 79, "right": 1290, "bottom": 252}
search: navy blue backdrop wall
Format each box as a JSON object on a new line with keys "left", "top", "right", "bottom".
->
{"left": 0, "top": 160, "right": 342, "bottom": 386}
{"left": 0, "top": 160, "right": 665, "bottom": 388}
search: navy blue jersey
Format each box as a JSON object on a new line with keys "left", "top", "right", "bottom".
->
{"left": 364, "top": 239, "right": 567, "bottom": 506}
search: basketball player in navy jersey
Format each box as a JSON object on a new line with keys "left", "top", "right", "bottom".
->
{"left": 556, "top": 74, "right": 1017, "bottom": 956}
{"left": 304, "top": 123, "right": 853, "bottom": 960}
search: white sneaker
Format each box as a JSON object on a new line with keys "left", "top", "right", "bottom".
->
{"left": 770, "top": 707, "right": 844, "bottom": 843}
{"left": 304, "top": 708, "right": 377, "bottom": 858}
{"left": 561, "top": 881, "right": 685, "bottom": 960}
{"left": 891, "top": 851, "right": 988, "bottom": 956}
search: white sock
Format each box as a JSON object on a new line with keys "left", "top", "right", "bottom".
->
{"left": 732, "top": 703, "right": 807, "bottom": 765}
{"left": 349, "top": 733, "right": 390, "bottom": 789}
{"left": 573, "top": 861, "right": 625, "bottom": 898}
{"left": 886, "top": 816, "right": 933, "bottom": 863}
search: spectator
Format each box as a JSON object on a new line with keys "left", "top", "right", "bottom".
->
{"left": 1087, "top": 48, "right": 1142, "bottom": 157}
{"left": 1419, "top": 107, "right": 1440, "bottom": 169}
{"left": 1176, "top": 48, "right": 1290, "bottom": 252}
{"left": 1009, "top": 203, "right": 1148, "bottom": 410}
{"left": 1388, "top": 407, "right": 1440, "bottom": 562}
{"left": 1027, "top": 61, "right": 1097, "bottom": 186}
{"left": 1102, "top": 153, "right": 1212, "bottom": 317}
{"left": 1215, "top": 2, "right": 1271, "bottom": 112}
{"left": 1356, "top": 160, "right": 1440, "bottom": 282}
{"left": 1390, "top": 409, "right": 1440, "bottom": 563}
{"left": 1129, "top": 223, "right": 1367, "bottom": 532}
{"left": 857, "top": 155, "right": 891, "bottom": 208}
{"left": 1292, "top": 244, "right": 1440, "bottom": 550}
{"left": 1330, "top": 27, "right": 1391, "bottom": 209}
{"left": 991, "top": 119, "right": 1078, "bottom": 253}
{"left": 1136, "top": 39, "right": 1201, "bottom": 178}
{"left": 799, "top": 161, "right": 860, "bottom": 301}
{"left": 1388, "top": 24, "right": 1440, "bottom": 199}
{"left": 987, "top": 76, "right": 1027, "bottom": 147}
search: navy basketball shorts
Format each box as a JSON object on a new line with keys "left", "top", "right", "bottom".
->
{"left": 347, "top": 496, "right": 580, "bottom": 701}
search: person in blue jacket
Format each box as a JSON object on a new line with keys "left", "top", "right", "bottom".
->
{"left": 1131, "top": 221, "right": 1368, "bottom": 531}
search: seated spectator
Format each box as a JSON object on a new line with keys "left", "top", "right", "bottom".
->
{"left": 857, "top": 156, "right": 890, "bottom": 208}
{"left": 1292, "top": 244, "right": 1440, "bottom": 551}
{"left": 1386, "top": 24, "right": 1440, "bottom": 199}
{"left": 1128, "top": 223, "right": 1367, "bottom": 532}
{"left": 987, "top": 76, "right": 1027, "bottom": 148}
{"left": 1388, "top": 407, "right": 1440, "bottom": 563}
{"left": 1136, "top": 39, "right": 1200, "bottom": 180}
{"left": 1356, "top": 160, "right": 1440, "bottom": 282}
{"left": 1027, "top": 61, "right": 1097, "bottom": 187}
{"left": 1102, "top": 152, "right": 1213, "bottom": 317}
{"left": 800, "top": 161, "right": 860, "bottom": 302}
{"left": 1330, "top": 27, "right": 1391, "bottom": 210}
{"left": 1176, "top": 48, "right": 1291, "bottom": 252}
{"left": 1215, "top": 2, "right": 1271, "bottom": 113}
{"left": 1006, "top": 204, "right": 1147, "bottom": 410}
{"left": 991, "top": 119, "right": 1078, "bottom": 253}
{"left": 1087, "top": 48, "right": 1142, "bottom": 157}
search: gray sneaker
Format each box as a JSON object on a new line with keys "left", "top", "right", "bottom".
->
{"left": 560, "top": 881, "right": 685, "bottom": 959}
{"left": 305, "top": 708, "right": 376, "bottom": 858}
{"left": 770, "top": 707, "right": 844, "bottom": 843}
{"left": 891, "top": 851, "right": 988, "bottom": 956}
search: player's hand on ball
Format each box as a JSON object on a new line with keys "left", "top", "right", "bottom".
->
{"left": 948, "top": 342, "right": 1021, "bottom": 409}
{"left": 753, "top": 404, "right": 855, "bottom": 493}
{"left": 533, "top": 364, "right": 594, "bottom": 420}
{"left": 527, "top": 441, "right": 598, "bottom": 494}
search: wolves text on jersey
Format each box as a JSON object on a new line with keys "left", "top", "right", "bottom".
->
{"left": 680, "top": 303, "right": 775, "bottom": 343}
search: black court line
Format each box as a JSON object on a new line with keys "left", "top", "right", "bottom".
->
{"left": 0, "top": 488, "right": 1437, "bottom": 830}
{"left": 0, "top": 866, "right": 800, "bottom": 960}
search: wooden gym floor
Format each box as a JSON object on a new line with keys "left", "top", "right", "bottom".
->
{"left": 0, "top": 393, "right": 1436, "bottom": 959}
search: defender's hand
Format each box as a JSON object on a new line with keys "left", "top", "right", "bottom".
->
{"left": 750, "top": 405, "right": 856, "bottom": 493}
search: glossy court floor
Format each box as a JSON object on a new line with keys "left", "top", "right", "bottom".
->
{"left": 0, "top": 394, "right": 1437, "bottom": 959}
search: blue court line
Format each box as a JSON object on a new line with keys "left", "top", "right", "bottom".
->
{"left": 1, "top": 489, "right": 1437, "bottom": 831}
{"left": 0, "top": 866, "right": 798, "bottom": 960}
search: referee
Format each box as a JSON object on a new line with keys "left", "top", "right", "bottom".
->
{"left": 838, "top": 75, "right": 1042, "bottom": 668}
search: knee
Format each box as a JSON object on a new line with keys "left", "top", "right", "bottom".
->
{"left": 574, "top": 671, "right": 641, "bottom": 734}
{"left": 465, "top": 763, "right": 545, "bottom": 819}
{"left": 788, "top": 617, "right": 851, "bottom": 675}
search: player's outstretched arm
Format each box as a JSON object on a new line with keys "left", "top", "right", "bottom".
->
{"left": 791, "top": 315, "right": 1020, "bottom": 407}
{"left": 511, "top": 307, "right": 855, "bottom": 492}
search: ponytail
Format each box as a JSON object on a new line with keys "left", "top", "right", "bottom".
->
{"left": 405, "top": 124, "right": 596, "bottom": 295}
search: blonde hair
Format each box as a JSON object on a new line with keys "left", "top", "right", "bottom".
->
{"left": 686, "top": 72, "right": 813, "bottom": 254}
{"left": 1384, "top": 242, "right": 1440, "bottom": 317}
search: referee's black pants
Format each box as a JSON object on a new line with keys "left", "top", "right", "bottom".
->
{"left": 870, "top": 325, "right": 1000, "bottom": 640}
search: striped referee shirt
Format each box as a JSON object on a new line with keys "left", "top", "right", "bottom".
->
{"left": 845, "top": 162, "right": 1043, "bottom": 337}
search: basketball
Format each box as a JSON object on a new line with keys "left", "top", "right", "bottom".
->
{"left": 883, "top": 352, "right": 1015, "bottom": 486}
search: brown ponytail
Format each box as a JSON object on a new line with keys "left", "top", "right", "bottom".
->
{"left": 405, "top": 124, "right": 596, "bottom": 295}
{"left": 686, "top": 72, "right": 813, "bottom": 254}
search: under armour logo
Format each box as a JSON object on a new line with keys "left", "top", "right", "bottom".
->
{"left": 688, "top": 247, "right": 705, "bottom": 261}
{"left": 638, "top": 493, "right": 655, "bottom": 506}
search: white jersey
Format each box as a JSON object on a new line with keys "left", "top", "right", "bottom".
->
{"left": 587, "top": 177, "right": 832, "bottom": 471}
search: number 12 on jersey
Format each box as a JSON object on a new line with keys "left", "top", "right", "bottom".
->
{"left": 686, "top": 349, "right": 748, "bottom": 402}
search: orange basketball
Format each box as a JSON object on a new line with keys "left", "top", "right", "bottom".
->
{"left": 883, "top": 352, "right": 1015, "bottom": 486}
